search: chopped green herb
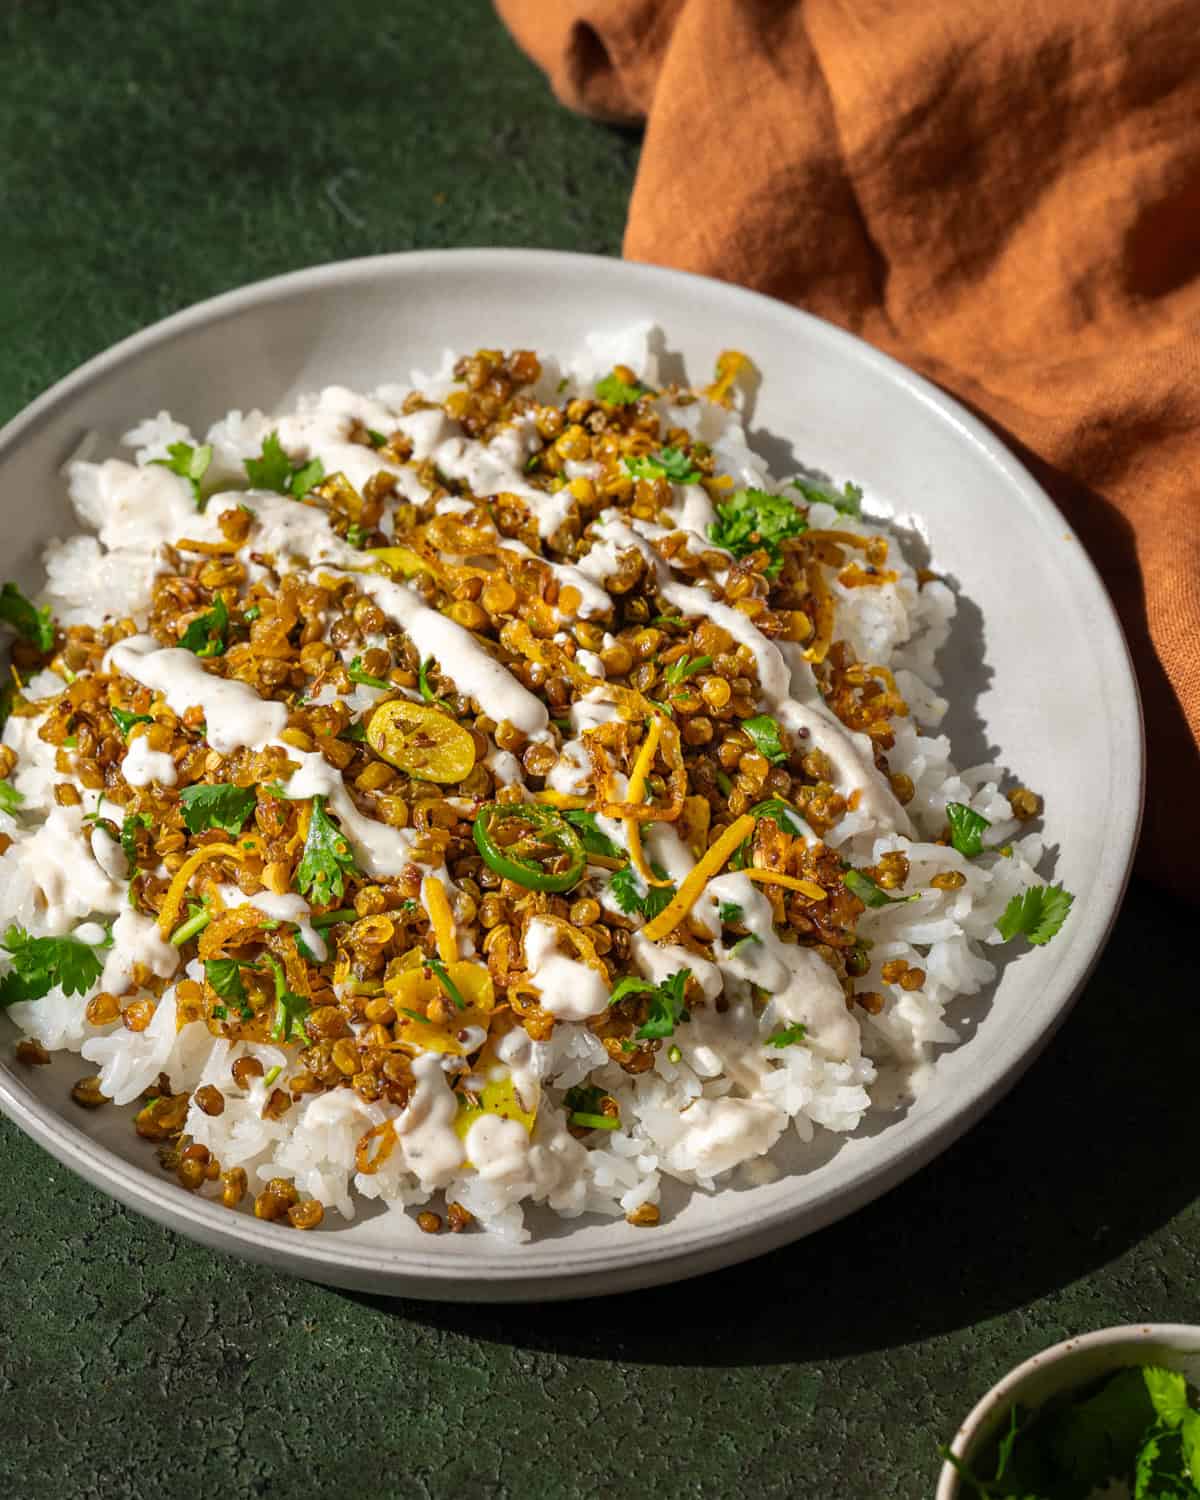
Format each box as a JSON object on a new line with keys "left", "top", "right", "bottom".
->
{"left": 151, "top": 440, "right": 212, "bottom": 508}
{"left": 555, "top": 377, "right": 569, "bottom": 395}
{"left": 997, "top": 883, "right": 1074, "bottom": 946}
{"left": 264, "top": 955, "right": 310, "bottom": 1044}
{"left": 211, "top": 1004, "right": 228, "bottom": 1020}
{"left": 946, "top": 802, "right": 991, "bottom": 858}
{"left": 594, "top": 372, "right": 647, "bottom": 406}
{"left": 347, "top": 656, "right": 391, "bottom": 690}
{"left": 398, "top": 1006, "right": 436, "bottom": 1027}
{"left": 169, "top": 897, "right": 211, "bottom": 947}
{"left": 563, "top": 810, "right": 624, "bottom": 861}
{"left": 662, "top": 654, "right": 713, "bottom": 691}
{"left": 764, "top": 1024, "right": 807, "bottom": 1049}
{"left": 178, "top": 782, "right": 257, "bottom": 836}
{"left": 715, "top": 769, "right": 733, "bottom": 796}
{"left": 0, "top": 582, "right": 55, "bottom": 652}
{"left": 366, "top": 428, "right": 388, "bottom": 449}
{"left": 843, "top": 868, "right": 919, "bottom": 908}
{"left": 418, "top": 656, "right": 447, "bottom": 706}
{"left": 243, "top": 604, "right": 261, "bottom": 623}
{"left": 120, "top": 811, "right": 152, "bottom": 867}
{"left": 338, "top": 720, "right": 367, "bottom": 743}
{"left": 707, "top": 488, "right": 808, "bottom": 576}
{"left": 608, "top": 967, "right": 691, "bottom": 1039}
{"left": 729, "top": 934, "right": 761, "bottom": 957}
{"left": 244, "top": 430, "right": 326, "bottom": 500}
{"left": 717, "top": 900, "right": 744, "bottom": 925}
{"left": 204, "top": 958, "right": 252, "bottom": 1007}
{"left": 651, "top": 614, "right": 683, "bottom": 629}
{"left": 425, "top": 956, "right": 468, "bottom": 1011}
{"left": 295, "top": 794, "right": 359, "bottom": 905}
{"left": 110, "top": 706, "right": 155, "bottom": 738}
{"left": 667, "top": 1044, "right": 682, "bottom": 1064}
{"left": 178, "top": 593, "right": 229, "bottom": 658}
{"left": 310, "top": 907, "right": 357, "bottom": 930}
{"left": 564, "top": 1084, "right": 607, "bottom": 1116}
{"left": 263, "top": 1065, "right": 283, "bottom": 1088}
{"left": 624, "top": 447, "right": 700, "bottom": 484}
{"left": 0, "top": 924, "right": 109, "bottom": 1007}
{"left": 742, "top": 713, "right": 788, "bottom": 766}
{"left": 608, "top": 863, "right": 675, "bottom": 922}
{"left": 790, "top": 476, "right": 864, "bottom": 517}
{"left": 0, "top": 679, "right": 16, "bottom": 733}
{"left": 570, "top": 1112, "right": 620, "bottom": 1131}
{"left": 345, "top": 522, "right": 371, "bottom": 548}
{"left": 0, "top": 781, "right": 23, "bottom": 815}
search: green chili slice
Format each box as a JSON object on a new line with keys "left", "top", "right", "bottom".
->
{"left": 472, "top": 801, "right": 586, "bottom": 893}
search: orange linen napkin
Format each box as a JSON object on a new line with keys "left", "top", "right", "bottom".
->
{"left": 499, "top": 0, "right": 1200, "bottom": 894}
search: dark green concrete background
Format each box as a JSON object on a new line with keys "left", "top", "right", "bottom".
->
{"left": 1, "top": 3, "right": 1194, "bottom": 1495}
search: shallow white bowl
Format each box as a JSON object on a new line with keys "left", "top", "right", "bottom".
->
{"left": 0, "top": 249, "right": 1143, "bottom": 1300}
{"left": 936, "top": 1324, "right": 1200, "bottom": 1497}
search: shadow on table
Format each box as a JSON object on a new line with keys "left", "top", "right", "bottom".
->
{"left": 343, "top": 878, "right": 1200, "bottom": 1363}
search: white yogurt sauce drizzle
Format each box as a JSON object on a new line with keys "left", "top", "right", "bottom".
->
{"left": 523, "top": 917, "right": 611, "bottom": 1021}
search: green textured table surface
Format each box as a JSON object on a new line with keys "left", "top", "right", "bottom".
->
{"left": 1, "top": 3, "right": 1194, "bottom": 1496}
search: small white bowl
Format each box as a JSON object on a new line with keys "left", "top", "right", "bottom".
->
{"left": 937, "top": 1323, "right": 1200, "bottom": 1498}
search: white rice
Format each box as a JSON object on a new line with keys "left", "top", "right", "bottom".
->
{"left": 0, "top": 327, "right": 1051, "bottom": 1243}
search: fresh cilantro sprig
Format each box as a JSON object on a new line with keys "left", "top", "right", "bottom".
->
{"left": 743, "top": 713, "right": 788, "bottom": 766}
{"left": 764, "top": 1024, "right": 807, "bottom": 1049}
{"left": 594, "top": 372, "right": 648, "bottom": 406}
{"left": 941, "top": 1364, "right": 1200, "bottom": 1499}
{"left": 608, "top": 967, "right": 692, "bottom": 1040}
{"left": 110, "top": 706, "right": 155, "bottom": 738}
{"left": 244, "top": 431, "right": 325, "bottom": 499}
{"left": 178, "top": 594, "right": 229, "bottom": 658}
{"left": 997, "top": 884, "right": 1074, "bottom": 946}
{"left": 0, "top": 781, "right": 23, "bottom": 815}
{"left": 790, "top": 476, "right": 864, "bottom": 517}
{"left": 624, "top": 447, "right": 700, "bottom": 484}
{"left": 707, "top": 488, "right": 808, "bottom": 576}
{"left": 563, "top": 810, "right": 624, "bottom": 861}
{"left": 152, "top": 440, "right": 213, "bottom": 509}
{"left": 608, "top": 863, "right": 675, "bottom": 923}
{"left": 946, "top": 802, "right": 991, "bottom": 858}
{"left": 347, "top": 656, "right": 391, "bottom": 690}
{"left": 179, "top": 782, "right": 257, "bottom": 836}
{"left": 844, "top": 868, "right": 920, "bottom": 908}
{"left": 0, "top": 583, "right": 55, "bottom": 652}
{"left": 295, "top": 794, "right": 359, "bottom": 905}
{"left": 0, "top": 924, "right": 110, "bottom": 1007}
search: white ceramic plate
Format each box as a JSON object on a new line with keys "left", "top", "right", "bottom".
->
{"left": 0, "top": 250, "right": 1142, "bottom": 1300}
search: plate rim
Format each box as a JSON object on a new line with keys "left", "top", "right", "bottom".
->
{"left": 0, "top": 247, "right": 1146, "bottom": 1299}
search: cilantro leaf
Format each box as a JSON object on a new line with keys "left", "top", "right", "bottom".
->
{"left": 563, "top": 1084, "right": 607, "bottom": 1116}
{"left": 636, "top": 968, "right": 691, "bottom": 1040}
{"left": 947, "top": 802, "right": 991, "bottom": 858}
{"left": 365, "top": 428, "right": 387, "bottom": 449}
{"left": 338, "top": 720, "right": 367, "bottom": 743}
{"left": 594, "top": 372, "right": 647, "bottom": 405}
{"left": 178, "top": 782, "right": 257, "bottom": 836}
{"left": 718, "top": 900, "right": 744, "bottom": 925}
{"left": 264, "top": 954, "right": 310, "bottom": 1044}
{"left": 1048, "top": 1366, "right": 1156, "bottom": 1491}
{"left": 1133, "top": 1428, "right": 1189, "bottom": 1500}
{"left": 244, "top": 431, "right": 325, "bottom": 499}
{"left": 730, "top": 797, "right": 807, "bottom": 870}
{"left": 1144, "top": 1369, "right": 1191, "bottom": 1431}
{"left": 152, "top": 440, "right": 212, "bottom": 508}
{"left": 790, "top": 476, "right": 864, "bottom": 517}
{"left": 0, "top": 924, "right": 108, "bottom": 1007}
{"left": 243, "top": 431, "right": 291, "bottom": 492}
{"left": 204, "top": 957, "right": 251, "bottom": 1007}
{"left": 178, "top": 594, "right": 229, "bottom": 658}
{"left": 997, "top": 884, "right": 1074, "bottom": 945}
{"left": 608, "top": 863, "right": 676, "bottom": 921}
{"left": 418, "top": 656, "right": 447, "bottom": 707}
{"left": 743, "top": 713, "right": 788, "bottom": 766}
{"left": 347, "top": 656, "right": 391, "bottom": 690}
{"left": 0, "top": 780, "right": 23, "bottom": 815}
{"left": 625, "top": 447, "right": 700, "bottom": 484}
{"left": 110, "top": 706, "right": 155, "bottom": 738}
{"left": 662, "top": 654, "right": 713, "bottom": 691}
{"left": 564, "top": 810, "right": 624, "bottom": 861}
{"left": 295, "top": 794, "right": 359, "bottom": 905}
{"left": 0, "top": 582, "right": 55, "bottom": 652}
{"left": 707, "top": 489, "right": 808, "bottom": 576}
{"left": 120, "top": 811, "right": 152, "bottom": 867}
{"left": 345, "top": 522, "right": 371, "bottom": 548}
{"left": 608, "top": 975, "right": 656, "bottom": 1005}
{"left": 764, "top": 1024, "right": 807, "bottom": 1048}
{"left": 844, "top": 868, "right": 919, "bottom": 908}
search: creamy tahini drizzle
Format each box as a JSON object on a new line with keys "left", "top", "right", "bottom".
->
{"left": 523, "top": 917, "right": 611, "bottom": 1020}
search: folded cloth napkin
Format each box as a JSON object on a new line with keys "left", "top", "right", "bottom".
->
{"left": 498, "top": 0, "right": 1200, "bottom": 894}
